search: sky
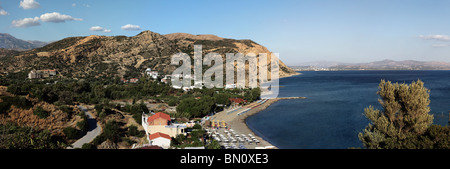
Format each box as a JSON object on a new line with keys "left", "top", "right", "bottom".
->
{"left": 1, "top": 0, "right": 450, "bottom": 65}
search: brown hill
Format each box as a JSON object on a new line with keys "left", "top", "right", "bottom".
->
{"left": 0, "top": 30, "right": 298, "bottom": 80}
{"left": 165, "top": 33, "right": 224, "bottom": 41}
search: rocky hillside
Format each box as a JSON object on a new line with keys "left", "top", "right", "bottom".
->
{"left": 0, "top": 87, "right": 84, "bottom": 136}
{"left": 0, "top": 33, "right": 48, "bottom": 51}
{"left": 0, "top": 30, "right": 298, "bottom": 80}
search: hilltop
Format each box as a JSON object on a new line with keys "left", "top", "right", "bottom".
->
{"left": 0, "top": 31, "right": 297, "bottom": 80}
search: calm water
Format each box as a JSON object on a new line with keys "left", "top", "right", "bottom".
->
{"left": 246, "top": 70, "right": 450, "bottom": 149}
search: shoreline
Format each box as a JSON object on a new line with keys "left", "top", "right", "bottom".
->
{"left": 227, "top": 97, "right": 306, "bottom": 149}
{"left": 210, "top": 73, "right": 303, "bottom": 149}
{"left": 210, "top": 96, "right": 306, "bottom": 149}
{"left": 227, "top": 98, "right": 281, "bottom": 148}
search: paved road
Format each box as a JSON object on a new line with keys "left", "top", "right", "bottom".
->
{"left": 67, "top": 105, "right": 102, "bottom": 149}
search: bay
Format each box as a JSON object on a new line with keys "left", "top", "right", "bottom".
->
{"left": 246, "top": 70, "right": 450, "bottom": 149}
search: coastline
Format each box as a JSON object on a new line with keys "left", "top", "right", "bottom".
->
{"left": 227, "top": 97, "right": 306, "bottom": 149}
{"left": 226, "top": 98, "right": 281, "bottom": 149}
{"left": 210, "top": 72, "right": 304, "bottom": 149}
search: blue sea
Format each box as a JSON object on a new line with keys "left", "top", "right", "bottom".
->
{"left": 246, "top": 70, "right": 450, "bottom": 149}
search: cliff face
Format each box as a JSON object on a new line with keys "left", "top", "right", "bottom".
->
{"left": 0, "top": 30, "right": 298, "bottom": 79}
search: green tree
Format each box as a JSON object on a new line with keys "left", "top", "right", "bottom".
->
{"left": 63, "top": 127, "right": 81, "bottom": 140}
{"left": 358, "top": 80, "right": 434, "bottom": 149}
{"left": 77, "top": 115, "right": 89, "bottom": 132}
{"left": 128, "top": 125, "right": 139, "bottom": 136}
{"left": 207, "top": 140, "right": 222, "bottom": 149}
{"left": 214, "top": 93, "right": 231, "bottom": 106}
{"left": 81, "top": 143, "right": 96, "bottom": 149}
{"left": 103, "top": 120, "right": 121, "bottom": 143}
{"left": 177, "top": 96, "right": 215, "bottom": 118}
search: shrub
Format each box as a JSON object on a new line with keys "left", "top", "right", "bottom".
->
{"left": 63, "top": 127, "right": 81, "bottom": 140}
{"left": 81, "top": 143, "right": 96, "bottom": 149}
{"left": 103, "top": 120, "right": 120, "bottom": 143}
{"left": 34, "top": 107, "right": 50, "bottom": 119}
{"left": 128, "top": 125, "right": 139, "bottom": 136}
{"left": 77, "top": 115, "right": 89, "bottom": 132}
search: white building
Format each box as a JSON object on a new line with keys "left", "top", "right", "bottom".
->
{"left": 141, "top": 112, "right": 187, "bottom": 138}
{"left": 225, "top": 84, "right": 237, "bottom": 89}
{"left": 161, "top": 75, "right": 171, "bottom": 84}
{"left": 148, "top": 132, "right": 171, "bottom": 149}
{"left": 144, "top": 68, "right": 159, "bottom": 79}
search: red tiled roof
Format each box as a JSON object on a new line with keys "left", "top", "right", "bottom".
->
{"left": 149, "top": 132, "right": 172, "bottom": 140}
{"left": 229, "top": 98, "right": 247, "bottom": 104}
{"left": 147, "top": 112, "right": 171, "bottom": 124}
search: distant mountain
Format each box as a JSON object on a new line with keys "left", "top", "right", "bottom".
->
{"left": 332, "top": 59, "right": 450, "bottom": 70}
{"left": 293, "top": 59, "right": 450, "bottom": 70}
{"left": 0, "top": 33, "right": 48, "bottom": 51}
{"left": 290, "top": 61, "right": 349, "bottom": 68}
{"left": 0, "top": 30, "right": 298, "bottom": 79}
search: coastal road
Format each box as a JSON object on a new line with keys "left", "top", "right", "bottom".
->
{"left": 67, "top": 105, "right": 102, "bottom": 149}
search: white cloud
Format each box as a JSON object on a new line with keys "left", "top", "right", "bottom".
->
{"left": 432, "top": 44, "right": 450, "bottom": 48}
{"left": 0, "top": 9, "right": 8, "bottom": 16}
{"left": 0, "top": 2, "right": 9, "bottom": 15}
{"left": 20, "top": 0, "right": 40, "bottom": 10}
{"left": 90, "top": 26, "right": 112, "bottom": 33}
{"left": 419, "top": 35, "right": 450, "bottom": 41}
{"left": 12, "top": 17, "right": 40, "bottom": 27}
{"left": 72, "top": 3, "right": 76, "bottom": 7}
{"left": 121, "top": 24, "right": 141, "bottom": 31}
{"left": 40, "top": 12, "right": 83, "bottom": 23}
{"left": 12, "top": 12, "right": 82, "bottom": 28}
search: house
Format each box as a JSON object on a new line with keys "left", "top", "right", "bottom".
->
{"left": 145, "top": 68, "right": 159, "bottom": 79}
{"left": 225, "top": 84, "right": 237, "bottom": 89}
{"left": 142, "top": 112, "right": 186, "bottom": 138}
{"left": 28, "top": 70, "right": 42, "bottom": 79}
{"left": 48, "top": 69, "right": 57, "bottom": 76}
{"left": 130, "top": 78, "right": 139, "bottom": 83}
{"left": 161, "top": 75, "right": 171, "bottom": 84}
{"left": 28, "top": 69, "right": 57, "bottom": 79}
{"left": 147, "top": 112, "right": 171, "bottom": 126}
{"left": 121, "top": 78, "right": 129, "bottom": 83}
{"left": 149, "top": 71, "right": 158, "bottom": 79}
{"left": 229, "top": 98, "right": 247, "bottom": 105}
{"left": 148, "top": 132, "right": 172, "bottom": 149}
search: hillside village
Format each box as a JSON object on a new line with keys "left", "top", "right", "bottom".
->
{"left": 1, "top": 62, "right": 270, "bottom": 149}
{"left": 0, "top": 30, "right": 296, "bottom": 149}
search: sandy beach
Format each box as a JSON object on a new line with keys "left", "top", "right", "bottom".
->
{"left": 210, "top": 97, "right": 305, "bottom": 149}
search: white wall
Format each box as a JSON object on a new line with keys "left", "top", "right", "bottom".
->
{"left": 151, "top": 137, "right": 171, "bottom": 149}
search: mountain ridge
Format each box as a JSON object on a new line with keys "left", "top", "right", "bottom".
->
{"left": 291, "top": 59, "right": 450, "bottom": 70}
{"left": 0, "top": 33, "right": 48, "bottom": 51}
{"left": 0, "top": 30, "right": 298, "bottom": 80}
